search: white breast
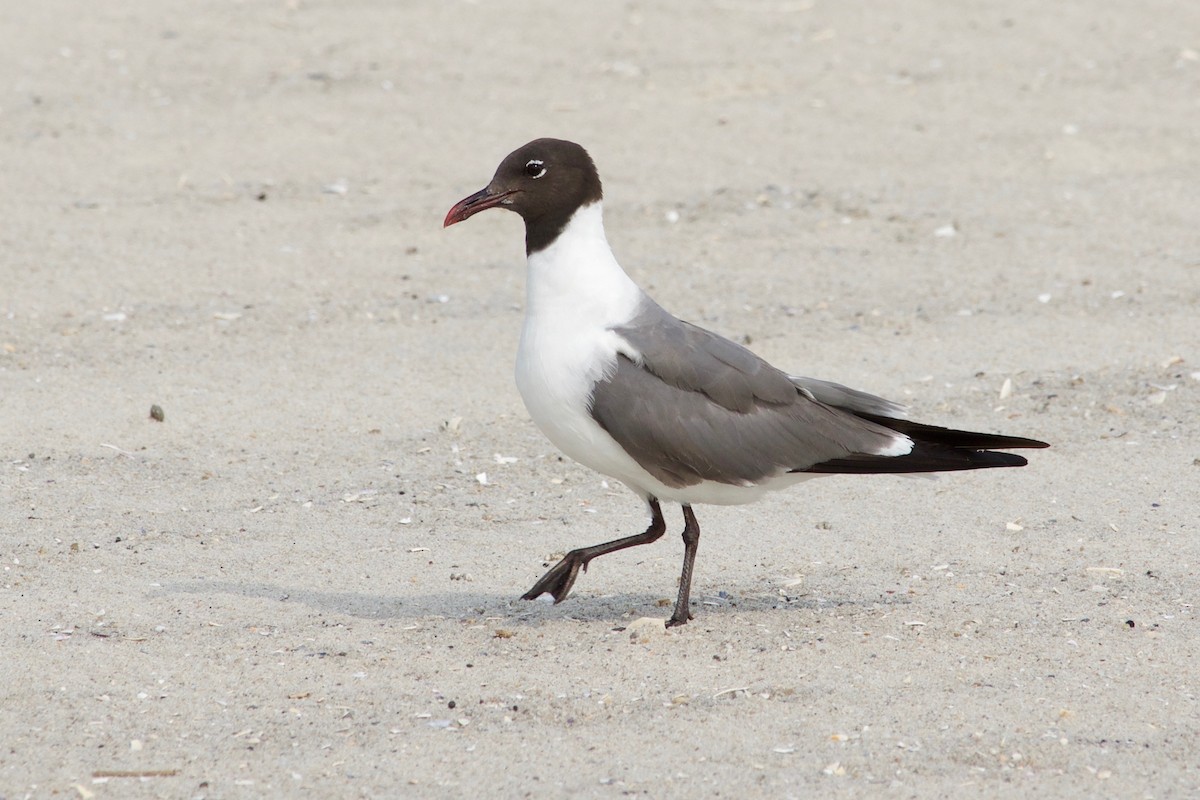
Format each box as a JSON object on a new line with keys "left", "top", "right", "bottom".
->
{"left": 514, "top": 203, "right": 658, "bottom": 492}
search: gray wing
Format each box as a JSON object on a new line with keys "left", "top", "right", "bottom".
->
{"left": 591, "top": 302, "right": 904, "bottom": 489}
{"left": 788, "top": 376, "right": 909, "bottom": 420}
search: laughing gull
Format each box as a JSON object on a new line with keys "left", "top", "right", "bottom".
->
{"left": 444, "top": 138, "right": 1048, "bottom": 627}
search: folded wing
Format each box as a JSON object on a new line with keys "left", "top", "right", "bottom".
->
{"left": 589, "top": 300, "right": 1047, "bottom": 489}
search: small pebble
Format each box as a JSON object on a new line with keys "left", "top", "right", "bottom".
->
{"left": 149, "top": 404, "right": 165, "bottom": 422}
{"left": 626, "top": 617, "right": 666, "bottom": 641}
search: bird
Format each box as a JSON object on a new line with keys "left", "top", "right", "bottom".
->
{"left": 443, "top": 138, "right": 1048, "bottom": 627}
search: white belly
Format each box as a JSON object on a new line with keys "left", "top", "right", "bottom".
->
{"left": 515, "top": 320, "right": 650, "bottom": 491}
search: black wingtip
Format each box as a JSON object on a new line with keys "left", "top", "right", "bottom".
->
{"left": 973, "top": 450, "right": 1029, "bottom": 468}
{"left": 802, "top": 444, "right": 1032, "bottom": 475}
{"left": 857, "top": 414, "right": 1049, "bottom": 451}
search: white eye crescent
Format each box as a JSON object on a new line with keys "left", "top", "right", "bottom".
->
{"left": 524, "top": 159, "right": 546, "bottom": 179}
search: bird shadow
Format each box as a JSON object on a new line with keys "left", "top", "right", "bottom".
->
{"left": 157, "top": 579, "right": 911, "bottom": 626}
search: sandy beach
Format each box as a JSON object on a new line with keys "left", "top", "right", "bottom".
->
{"left": 2, "top": 1, "right": 1198, "bottom": 797}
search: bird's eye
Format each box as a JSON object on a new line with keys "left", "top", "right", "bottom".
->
{"left": 524, "top": 160, "right": 546, "bottom": 179}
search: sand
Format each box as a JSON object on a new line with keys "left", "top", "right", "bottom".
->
{"left": 2, "top": 1, "right": 1198, "bottom": 797}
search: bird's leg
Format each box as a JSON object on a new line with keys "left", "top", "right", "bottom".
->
{"left": 522, "top": 499, "right": 666, "bottom": 605}
{"left": 666, "top": 505, "right": 701, "bottom": 627}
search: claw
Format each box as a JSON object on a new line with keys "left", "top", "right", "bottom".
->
{"left": 521, "top": 552, "right": 586, "bottom": 603}
{"left": 666, "top": 609, "right": 694, "bottom": 628}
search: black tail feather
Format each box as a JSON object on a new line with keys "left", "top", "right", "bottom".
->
{"left": 802, "top": 444, "right": 1029, "bottom": 475}
{"left": 857, "top": 414, "right": 1050, "bottom": 451}
{"left": 797, "top": 412, "right": 1047, "bottom": 476}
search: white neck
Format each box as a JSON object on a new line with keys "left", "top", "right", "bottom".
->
{"left": 524, "top": 202, "right": 644, "bottom": 328}
{"left": 514, "top": 201, "right": 649, "bottom": 484}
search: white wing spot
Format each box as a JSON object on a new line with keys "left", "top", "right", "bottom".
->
{"left": 876, "top": 435, "right": 914, "bottom": 457}
{"left": 611, "top": 332, "right": 643, "bottom": 365}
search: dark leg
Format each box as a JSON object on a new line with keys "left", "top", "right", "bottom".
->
{"left": 522, "top": 499, "right": 666, "bottom": 605}
{"left": 667, "top": 505, "right": 701, "bottom": 627}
